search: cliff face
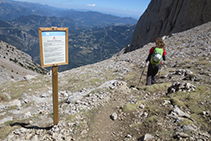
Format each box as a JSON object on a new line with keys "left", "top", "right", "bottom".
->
{"left": 126, "top": 0, "right": 211, "bottom": 52}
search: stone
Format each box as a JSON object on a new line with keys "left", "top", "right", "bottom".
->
{"left": 110, "top": 113, "right": 118, "bottom": 120}
{"left": 31, "top": 135, "right": 38, "bottom": 141}
{"left": 24, "top": 112, "right": 32, "bottom": 118}
{"left": 3, "top": 92, "right": 11, "bottom": 100}
{"left": 172, "top": 106, "right": 190, "bottom": 118}
{"left": 10, "top": 99, "right": 21, "bottom": 107}
{"left": 143, "top": 112, "right": 148, "bottom": 118}
{"left": 162, "top": 100, "right": 171, "bottom": 106}
{"left": 174, "top": 132, "right": 189, "bottom": 138}
{"left": 24, "top": 75, "right": 36, "bottom": 81}
{"left": 40, "top": 91, "right": 52, "bottom": 98}
{"left": 168, "top": 82, "right": 196, "bottom": 94}
{"left": 143, "top": 133, "right": 154, "bottom": 141}
{"left": 60, "top": 91, "right": 69, "bottom": 97}
{"left": 178, "top": 124, "right": 197, "bottom": 132}
{"left": 25, "top": 134, "right": 33, "bottom": 140}
{"left": 139, "top": 104, "right": 145, "bottom": 109}
{"left": 0, "top": 116, "right": 13, "bottom": 125}
{"left": 125, "top": 134, "right": 132, "bottom": 138}
{"left": 199, "top": 132, "right": 210, "bottom": 138}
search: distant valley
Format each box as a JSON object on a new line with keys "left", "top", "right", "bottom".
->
{"left": 0, "top": 0, "right": 137, "bottom": 71}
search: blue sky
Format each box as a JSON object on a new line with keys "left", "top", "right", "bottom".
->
{"left": 14, "top": 0, "right": 151, "bottom": 19}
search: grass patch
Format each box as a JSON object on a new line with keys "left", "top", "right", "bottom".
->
{"left": 63, "top": 70, "right": 115, "bottom": 92}
{"left": 0, "top": 93, "right": 8, "bottom": 102}
{"left": 165, "top": 84, "right": 211, "bottom": 131}
{"left": 200, "top": 60, "right": 210, "bottom": 65}
{"left": 0, "top": 118, "right": 32, "bottom": 140}
{"left": 0, "top": 125, "right": 18, "bottom": 140}
{"left": 0, "top": 76, "right": 52, "bottom": 100}
{"left": 83, "top": 106, "right": 102, "bottom": 133}
{"left": 88, "top": 77, "right": 103, "bottom": 87}
{"left": 65, "top": 114, "right": 76, "bottom": 121}
{"left": 155, "top": 128, "right": 175, "bottom": 140}
{"left": 135, "top": 83, "right": 211, "bottom": 137}
{"left": 143, "top": 115, "right": 160, "bottom": 125}
{"left": 122, "top": 103, "right": 137, "bottom": 113}
{"left": 169, "top": 97, "right": 186, "bottom": 108}
{"left": 157, "top": 70, "right": 167, "bottom": 78}
{"left": 140, "top": 115, "right": 162, "bottom": 134}
{"left": 6, "top": 105, "right": 18, "bottom": 111}
{"left": 144, "top": 98, "right": 172, "bottom": 117}
{"left": 167, "top": 84, "right": 211, "bottom": 110}
{"left": 141, "top": 83, "right": 172, "bottom": 93}
{"left": 177, "top": 118, "right": 193, "bottom": 126}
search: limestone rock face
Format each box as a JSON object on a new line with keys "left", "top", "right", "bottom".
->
{"left": 126, "top": 0, "right": 211, "bottom": 53}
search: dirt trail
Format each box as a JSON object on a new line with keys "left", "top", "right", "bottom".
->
{"left": 88, "top": 86, "right": 135, "bottom": 140}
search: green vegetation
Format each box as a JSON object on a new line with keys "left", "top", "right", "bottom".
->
{"left": 0, "top": 76, "right": 51, "bottom": 100}
{"left": 0, "top": 124, "right": 18, "bottom": 140}
{"left": 137, "top": 82, "right": 211, "bottom": 138}
{"left": 0, "top": 93, "right": 8, "bottom": 102}
{"left": 141, "top": 83, "right": 172, "bottom": 93}
{"left": 123, "top": 103, "right": 137, "bottom": 113}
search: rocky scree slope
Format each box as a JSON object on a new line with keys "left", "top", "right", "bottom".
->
{"left": 126, "top": 0, "right": 211, "bottom": 53}
{"left": 0, "top": 22, "right": 211, "bottom": 140}
{"left": 0, "top": 40, "right": 48, "bottom": 83}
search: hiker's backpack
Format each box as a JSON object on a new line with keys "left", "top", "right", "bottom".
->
{"left": 151, "top": 47, "right": 163, "bottom": 65}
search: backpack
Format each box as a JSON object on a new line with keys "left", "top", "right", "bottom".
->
{"left": 151, "top": 47, "right": 163, "bottom": 65}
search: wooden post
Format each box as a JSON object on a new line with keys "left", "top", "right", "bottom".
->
{"left": 39, "top": 27, "right": 68, "bottom": 125}
{"left": 52, "top": 66, "right": 59, "bottom": 125}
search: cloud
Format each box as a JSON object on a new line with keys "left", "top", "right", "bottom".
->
{"left": 87, "top": 4, "right": 96, "bottom": 7}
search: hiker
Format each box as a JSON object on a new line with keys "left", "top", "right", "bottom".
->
{"left": 145, "top": 37, "right": 166, "bottom": 85}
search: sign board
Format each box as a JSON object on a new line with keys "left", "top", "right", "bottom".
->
{"left": 39, "top": 27, "right": 68, "bottom": 67}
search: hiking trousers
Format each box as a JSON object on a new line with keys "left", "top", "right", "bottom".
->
{"left": 146, "top": 63, "right": 161, "bottom": 85}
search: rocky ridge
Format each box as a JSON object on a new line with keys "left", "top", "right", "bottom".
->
{"left": 0, "top": 40, "right": 48, "bottom": 83}
{"left": 0, "top": 22, "right": 211, "bottom": 140}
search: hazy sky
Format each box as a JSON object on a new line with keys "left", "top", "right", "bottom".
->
{"left": 14, "top": 0, "right": 151, "bottom": 19}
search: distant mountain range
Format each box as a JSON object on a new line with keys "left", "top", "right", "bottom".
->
{"left": 0, "top": 0, "right": 137, "bottom": 71}
{"left": 0, "top": 0, "right": 136, "bottom": 28}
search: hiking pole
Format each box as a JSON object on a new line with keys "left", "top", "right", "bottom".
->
{"left": 137, "top": 62, "right": 147, "bottom": 87}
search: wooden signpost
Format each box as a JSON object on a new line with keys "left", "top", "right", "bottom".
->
{"left": 39, "top": 27, "right": 68, "bottom": 125}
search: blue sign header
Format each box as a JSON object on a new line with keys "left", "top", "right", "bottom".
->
{"left": 42, "top": 31, "right": 65, "bottom": 36}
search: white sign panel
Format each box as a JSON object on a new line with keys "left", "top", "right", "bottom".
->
{"left": 42, "top": 31, "right": 66, "bottom": 65}
{"left": 39, "top": 27, "right": 68, "bottom": 67}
